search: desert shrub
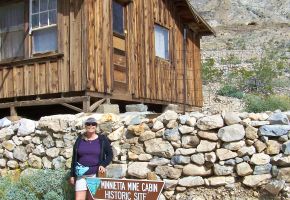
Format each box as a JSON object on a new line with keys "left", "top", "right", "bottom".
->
{"left": 244, "top": 94, "right": 290, "bottom": 112}
{"left": 202, "top": 58, "right": 222, "bottom": 84}
{"left": 0, "top": 169, "right": 74, "bottom": 200}
{"left": 217, "top": 85, "right": 244, "bottom": 99}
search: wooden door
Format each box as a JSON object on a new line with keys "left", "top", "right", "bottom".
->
{"left": 112, "top": 1, "right": 128, "bottom": 94}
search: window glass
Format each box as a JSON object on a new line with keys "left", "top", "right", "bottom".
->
{"left": 154, "top": 24, "right": 169, "bottom": 60}
{"left": 0, "top": 2, "right": 24, "bottom": 60}
{"left": 113, "top": 1, "right": 124, "bottom": 35}
{"left": 33, "top": 27, "right": 57, "bottom": 53}
{"left": 31, "top": 0, "right": 57, "bottom": 29}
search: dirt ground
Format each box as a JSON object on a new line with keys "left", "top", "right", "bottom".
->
{"left": 167, "top": 183, "right": 289, "bottom": 200}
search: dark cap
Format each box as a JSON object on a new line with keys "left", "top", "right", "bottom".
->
{"left": 84, "top": 117, "right": 97, "bottom": 124}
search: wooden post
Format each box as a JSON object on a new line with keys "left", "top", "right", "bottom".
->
{"left": 10, "top": 106, "right": 17, "bottom": 116}
{"left": 183, "top": 26, "right": 187, "bottom": 114}
{"left": 83, "top": 96, "right": 91, "bottom": 113}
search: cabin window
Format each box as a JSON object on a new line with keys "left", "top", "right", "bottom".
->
{"left": 0, "top": 2, "right": 25, "bottom": 61}
{"left": 113, "top": 1, "right": 124, "bottom": 35}
{"left": 30, "top": 0, "right": 57, "bottom": 53}
{"left": 154, "top": 24, "right": 169, "bottom": 60}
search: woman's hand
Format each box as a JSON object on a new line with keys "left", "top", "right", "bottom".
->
{"left": 69, "top": 177, "right": 75, "bottom": 185}
{"left": 99, "top": 166, "right": 106, "bottom": 173}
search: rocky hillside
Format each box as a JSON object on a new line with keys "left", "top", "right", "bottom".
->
{"left": 190, "top": 0, "right": 290, "bottom": 63}
{"left": 190, "top": 0, "right": 290, "bottom": 26}
{"left": 189, "top": 0, "right": 290, "bottom": 113}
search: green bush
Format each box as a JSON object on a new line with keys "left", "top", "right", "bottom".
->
{"left": 201, "top": 58, "right": 222, "bottom": 85}
{"left": 0, "top": 169, "right": 74, "bottom": 200}
{"left": 244, "top": 94, "right": 290, "bottom": 112}
{"left": 217, "top": 85, "right": 244, "bottom": 99}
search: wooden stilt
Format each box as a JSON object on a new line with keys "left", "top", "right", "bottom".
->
{"left": 10, "top": 106, "right": 17, "bottom": 116}
{"left": 83, "top": 96, "right": 91, "bottom": 113}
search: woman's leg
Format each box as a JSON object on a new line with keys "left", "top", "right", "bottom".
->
{"left": 75, "top": 191, "right": 87, "bottom": 200}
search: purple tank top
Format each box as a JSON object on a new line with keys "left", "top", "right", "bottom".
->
{"left": 77, "top": 138, "right": 101, "bottom": 175}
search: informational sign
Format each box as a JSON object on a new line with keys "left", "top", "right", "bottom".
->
{"left": 90, "top": 178, "right": 164, "bottom": 200}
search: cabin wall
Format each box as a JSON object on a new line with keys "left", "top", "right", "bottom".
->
{"left": 0, "top": 0, "right": 85, "bottom": 99}
{"left": 87, "top": 0, "right": 203, "bottom": 106}
{"left": 130, "top": 0, "right": 203, "bottom": 106}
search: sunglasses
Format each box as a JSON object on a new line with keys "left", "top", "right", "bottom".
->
{"left": 85, "top": 122, "right": 97, "bottom": 126}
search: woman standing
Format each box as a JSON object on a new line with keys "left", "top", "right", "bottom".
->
{"left": 69, "top": 117, "right": 113, "bottom": 200}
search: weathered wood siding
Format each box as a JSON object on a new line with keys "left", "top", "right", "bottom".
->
{"left": 87, "top": 0, "right": 203, "bottom": 106}
{"left": 87, "top": 0, "right": 112, "bottom": 94}
{"left": 0, "top": 0, "right": 85, "bottom": 99}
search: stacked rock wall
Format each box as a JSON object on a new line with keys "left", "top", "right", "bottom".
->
{"left": 0, "top": 110, "right": 290, "bottom": 198}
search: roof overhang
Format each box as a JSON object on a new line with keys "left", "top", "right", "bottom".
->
{"left": 173, "top": 0, "right": 216, "bottom": 36}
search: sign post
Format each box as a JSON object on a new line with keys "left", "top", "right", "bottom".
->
{"left": 87, "top": 178, "right": 164, "bottom": 200}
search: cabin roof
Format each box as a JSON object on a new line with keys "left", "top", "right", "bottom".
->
{"left": 174, "top": 0, "right": 216, "bottom": 36}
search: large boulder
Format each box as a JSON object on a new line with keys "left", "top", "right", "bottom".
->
{"left": 216, "top": 149, "right": 238, "bottom": 161}
{"left": 155, "top": 166, "right": 182, "bottom": 179}
{"left": 218, "top": 124, "right": 245, "bottom": 142}
{"left": 144, "top": 138, "right": 174, "bottom": 158}
{"left": 250, "top": 153, "right": 271, "bottom": 165}
{"left": 243, "top": 174, "right": 272, "bottom": 187}
{"left": 277, "top": 167, "right": 290, "bottom": 182}
{"left": 197, "top": 131, "right": 218, "bottom": 141}
{"left": 163, "top": 128, "right": 180, "bottom": 141}
{"left": 178, "top": 176, "right": 204, "bottom": 187}
{"left": 38, "top": 114, "right": 76, "bottom": 132}
{"left": 17, "top": 119, "right": 37, "bottom": 136}
{"left": 183, "top": 164, "right": 212, "bottom": 176}
{"left": 13, "top": 146, "right": 28, "bottom": 162}
{"left": 0, "top": 117, "right": 12, "bottom": 128}
{"left": 181, "top": 135, "right": 200, "bottom": 148}
{"left": 236, "top": 162, "right": 253, "bottom": 176}
{"left": 267, "top": 113, "right": 289, "bottom": 125}
{"left": 224, "top": 112, "right": 241, "bottom": 125}
{"left": 106, "top": 164, "right": 127, "bottom": 178}
{"left": 196, "top": 140, "right": 216, "bottom": 152}
{"left": 259, "top": 125, "right": 290, "bottom": 137}
{"left": 128, "top": 162, "right": 151, "bottom": 178}
{"left": 196, "top": 115, "right": 224, "bottom": 130}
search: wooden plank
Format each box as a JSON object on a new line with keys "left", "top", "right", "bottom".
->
{"left": 13, "top": 66, "right": 24, "bottom": 97}
{"left": 48, "top": 61, "right": 59, "bottom": 93}
{"left": 87, "top": 0, "right": 96, "bottom": 91}
{"left": 61, "top": 103, "right": 83, "bottom": 112}
{"left": 0, "top": 70, "right": 3, "bottom": 98}
{"left": 113, "top": 53, "right": 126, "bottom": 67}
{"left": 89, "top": 98, "right": 106, "bottom": 112}
{"left": 69, "top": 0, "right": 82, "bottom": 91}
{"left": 113, "top": 68, "right": 127, "bottom": 83}
{"left": 2, "top": 68, "right": 13, "bottom": 98}
{"left": 100, "top": 0, "right": 112, "bottom": 94}
{"left": 95, "top": 0, "right": 104, "bottom": 93}
{"left": 59, "top": 0, "right": 70, "bottom": 92}
{"left": 24, "top": 64, "right": 35, "bottom": 96}
{"left": 0, "top": 96, "right": 88, "bottom": 109}
{"left": 38, "top": 62, "right": 47, "bottom": 94}
{"left": 113, "top": 36, "right": 126, "bottom": 51}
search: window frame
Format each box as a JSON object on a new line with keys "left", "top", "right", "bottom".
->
{"left": 154, "top": 23, "right": 170, "bottom": 61}
{"left": 112, "top": 0, "right": 125, "bottom": 38}
{"left": 29, "top": 0, "right": 58, "bottom": 54}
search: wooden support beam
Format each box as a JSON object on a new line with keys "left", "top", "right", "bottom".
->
{"left": 61, "top": 103, "right": 83, "bottom": 113}
{"left": 89, "top": 98, "right": 106, "bottom": 112}
{"left": 0, "top": 96, "right": 88, "bottom": 109}
{"left": 10, "top": 106, "right": 17, "bottom": 116}
{"left": 83, "top": 96, "right": 91, "bottom": 113}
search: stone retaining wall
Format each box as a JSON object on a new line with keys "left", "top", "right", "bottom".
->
{"left": 0, "top": 110, "right": 290, "bottom": 199}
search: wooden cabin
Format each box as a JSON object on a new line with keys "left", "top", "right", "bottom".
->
{"left": 0, "top": 0, "right": 214, "bottom": 115}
